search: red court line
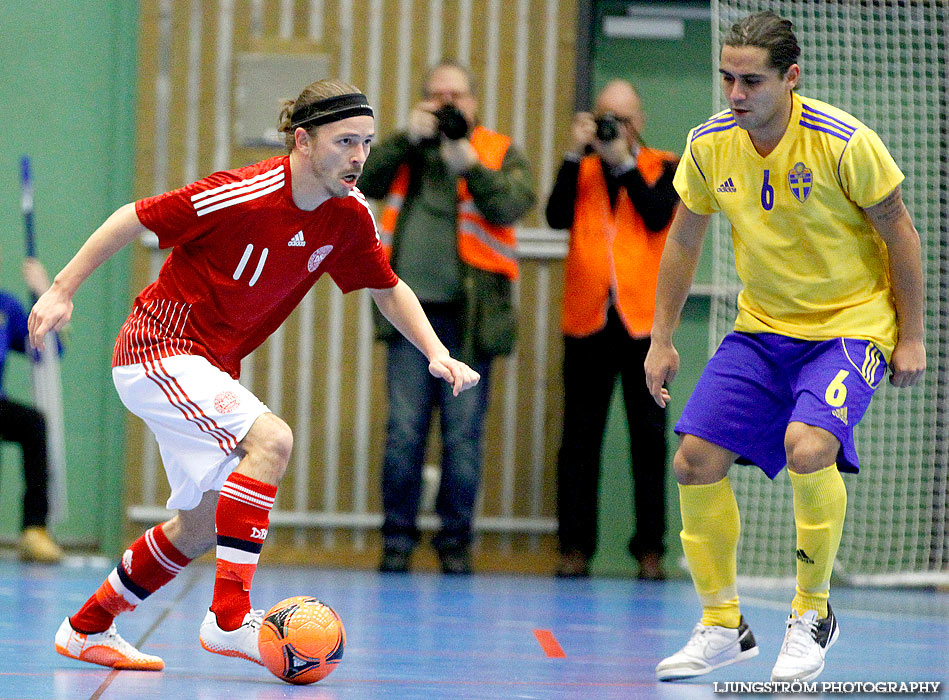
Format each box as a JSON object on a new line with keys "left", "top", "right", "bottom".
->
{"left": 533, "top": 629, "right": 566, "bottom": 658}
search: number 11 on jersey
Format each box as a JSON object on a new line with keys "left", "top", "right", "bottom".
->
{"left": 233, "top": 243, "right": 269, "bottom": 287}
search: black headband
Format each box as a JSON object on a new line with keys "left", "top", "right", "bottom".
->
{"left": 290, "top": 93, "right": 373, "bottom": 129}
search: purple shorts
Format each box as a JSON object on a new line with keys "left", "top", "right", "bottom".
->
{"left": 675, "top": 332, "right": 886, "bottom": 479}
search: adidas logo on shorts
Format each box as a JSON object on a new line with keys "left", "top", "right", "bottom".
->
{"left": 832, "top": 406, "right": 848, "bottom": 425}
{"left": 717, "top": 178, "right": 737, "bottom": 193}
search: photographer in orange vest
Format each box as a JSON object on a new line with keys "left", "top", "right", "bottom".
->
{"left": 359, "top": 61, "right": 535, "bottom": 574}
{"left": 546, "top": 79, "right": 678, "bottom": 579}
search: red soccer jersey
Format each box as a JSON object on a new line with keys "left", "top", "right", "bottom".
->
{"left": 113, "top": 155, "right": 399, "bottom": 378}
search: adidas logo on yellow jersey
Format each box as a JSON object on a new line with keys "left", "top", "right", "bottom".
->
{"left": 717, "top": 177, "right": 737, "bottom": 193}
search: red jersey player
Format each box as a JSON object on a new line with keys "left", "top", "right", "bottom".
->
{"left": 29, "top": 79, "right": 480, "bottom": 672}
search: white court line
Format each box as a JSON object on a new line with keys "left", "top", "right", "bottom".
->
{"left": 740, "top": 594, "right": 949, "bottom": 623}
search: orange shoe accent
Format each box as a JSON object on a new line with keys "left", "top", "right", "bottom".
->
{"left": 199, "top": 637, "right": 262, "bottom": 665}
{"left": 54, "top": 617, "right": 164, "bottom": 671}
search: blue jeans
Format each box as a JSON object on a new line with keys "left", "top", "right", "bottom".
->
{"left": 380, "top": 306, "right": 491, "bottom": 554}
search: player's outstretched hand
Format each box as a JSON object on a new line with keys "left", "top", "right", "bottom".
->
{"left": 28, "top": 286, "right": 73, "bottom": 352}
{"left": 429, "top": 356, "right": 481, "bottom": 397}
{"left": 888, "top": 337, "right": 926, "bottom": 388}
{"left": 644, "top": 340, "right": 678, "bottom": 408}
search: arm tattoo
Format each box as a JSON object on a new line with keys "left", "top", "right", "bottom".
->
{"left": 868, "top": 186, "right": 906, "bottom": 225}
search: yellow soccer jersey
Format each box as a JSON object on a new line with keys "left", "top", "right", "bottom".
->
{"left": 674, "top": 93, "right": 904, "bottom": 358}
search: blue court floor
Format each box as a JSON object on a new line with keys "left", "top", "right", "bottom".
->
{"left": 1, "top": 558, "right": 946, "bottom": 699}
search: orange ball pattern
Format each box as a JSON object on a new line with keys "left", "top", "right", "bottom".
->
{"left": 258, "top": 596, "right": 346, "bottom": 685}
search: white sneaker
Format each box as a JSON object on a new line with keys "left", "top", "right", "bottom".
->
{"left": 656, "top": 616, "right": 759, "bottom": 681}
{"left": 199, "top": 609, "right": 264, "bottom": 665}
{"left": 770, "top": 604, "right": 840, "bottom": 682}
{"left": 54, "top": 617, "right": 164, "bottom": 671}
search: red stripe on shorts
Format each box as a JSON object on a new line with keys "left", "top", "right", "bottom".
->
{"left": 155, "top": 357, "right": 239, "bottom": 451}
{"left": 143, "top": 360, "right": 238, "bottom": 454}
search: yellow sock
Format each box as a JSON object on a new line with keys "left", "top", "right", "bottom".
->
{"left": 679, "top": 478, "right": 741, "bottom": 628}
{"left": 788, "top": 464, "right": 847, "bottom": 618}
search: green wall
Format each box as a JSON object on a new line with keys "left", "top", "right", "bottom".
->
{"left": 587, "top": 1, "right": 716, "bottom": 577}
{"left": 0, "top": 3, "right": 138, "bottom": 554}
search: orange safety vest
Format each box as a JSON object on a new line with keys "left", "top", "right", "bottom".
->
{"left": 562, "top": 148, "right": 675, "bottom": 338}
{"left": 379, "top": 126, "right": 519, "bottom": 280}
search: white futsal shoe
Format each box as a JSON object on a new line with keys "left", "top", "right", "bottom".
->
{"left": 199, "top": 608, "right": 264, "bottom": 665}
{"left": 656, "top": 616, "right": 759, "bottom": 681}
{"left": 770, "top": 604, "right": 839, "bottom": 682}
{"left": 55, "top": 616, "right": 164, "bottom": 671}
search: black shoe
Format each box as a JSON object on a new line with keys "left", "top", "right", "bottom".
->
{"left": 555, "top": 551, "right": 590, "bottom": 578}
{"left": 438, "top": 547, "right": 472, "bottom": 575}
{"left": 636, "top": 552, "right": 666, "bottom": 581}
{"left": 379, "top": 548, "right": 410, "bottom": 573}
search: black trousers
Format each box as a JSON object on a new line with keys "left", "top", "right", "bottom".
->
{"left": 0, "top": 398, "right": 50, "bottom": 529}
{"left": 556, "top": 308, "right": 667, "bottom": 559}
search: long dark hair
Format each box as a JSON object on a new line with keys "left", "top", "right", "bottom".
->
{"left": 723, "top": 11, "right": 801, "bottom": 75}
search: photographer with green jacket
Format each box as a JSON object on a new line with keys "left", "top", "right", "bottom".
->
{"left": 358, "top": 60, "right": 534, "bottom": 574}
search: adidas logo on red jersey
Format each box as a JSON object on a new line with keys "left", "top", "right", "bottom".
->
{"left": 288, "top": 231, "right": 306, "bottom": 247}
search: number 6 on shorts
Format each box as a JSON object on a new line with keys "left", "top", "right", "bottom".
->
{"left": 824, "top": 370, "right": 849, "bottom": 407}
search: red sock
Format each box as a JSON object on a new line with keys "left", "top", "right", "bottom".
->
{"left": 210, "top": 471, "right": 276, "bottom": 631}
{"left": 70, "top": 524, "right": 191, "bottom": 634}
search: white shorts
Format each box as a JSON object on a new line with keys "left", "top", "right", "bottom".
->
{"left": 112, "top": 354, "right": 270, "bottom": 511}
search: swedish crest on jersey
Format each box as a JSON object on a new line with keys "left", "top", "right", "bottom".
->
{"left": 787, "top": 161, "right": 812, "bottom": 203}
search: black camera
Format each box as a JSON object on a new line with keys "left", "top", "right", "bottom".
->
{"left": 433, "top": 104, "right": 470, "bottom": 140}
{"left": 594, "top": 113, "right": 622, "bottom": 142}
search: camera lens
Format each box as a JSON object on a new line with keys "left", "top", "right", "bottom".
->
{"left": 434, "top": 105, "right": 469, "bottom": 140}
{"left": 595, "top": 114, "right": 620, "bottom": 142}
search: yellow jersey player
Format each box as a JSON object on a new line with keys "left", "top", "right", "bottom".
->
{"left": 645, "top": 10, "right": 926, "bottom": 683}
